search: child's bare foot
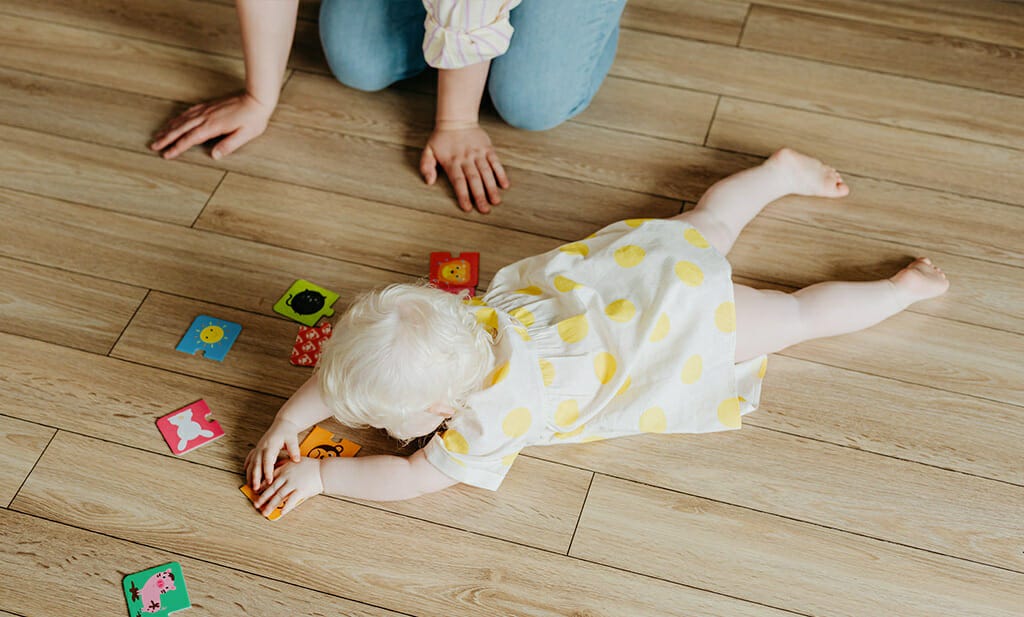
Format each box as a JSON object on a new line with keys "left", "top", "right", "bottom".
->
{"left": 766, "top": 147, "right": 850, "bottom": 198}
{"left": 890, "top": 257, "right": 950, "bottom": 307}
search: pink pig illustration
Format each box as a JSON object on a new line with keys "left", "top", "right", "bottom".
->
{"left": 127, "top": 569, "right": 176, "bottom": 613}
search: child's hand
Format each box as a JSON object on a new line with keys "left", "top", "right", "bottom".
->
{"left": 245, "top": 417, "right": 302, "bottom": 490}
{"left": 253, "top": 458, "right": 324, "bottom": 517}
{"left": 420, "top": 124, "right": 510, "bottom": 214}
{"left": 150, "top": 92, "right": 273, "bottom": 160}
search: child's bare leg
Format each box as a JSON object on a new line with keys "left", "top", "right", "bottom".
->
{"left": 675, "top": 148, "right": 848, "bottom": 255}
{"left": 733, "top": 258, "right": 949, "bottom": 362}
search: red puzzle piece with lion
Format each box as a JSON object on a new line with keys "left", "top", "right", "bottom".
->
{"left": 429, "top": 251, "right": 479, "bottom": 296}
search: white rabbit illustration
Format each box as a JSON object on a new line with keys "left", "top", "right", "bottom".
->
{"left": 168, "top": 409, "right": 214, "bottom": 452}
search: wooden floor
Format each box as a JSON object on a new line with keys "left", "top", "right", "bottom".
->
{"left": 1, "top": 0, "right": 1023, "bottom": 615}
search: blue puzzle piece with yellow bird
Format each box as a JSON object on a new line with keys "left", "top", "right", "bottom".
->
{"left": 175, "top": 315, "right": 242, "bottom": 362}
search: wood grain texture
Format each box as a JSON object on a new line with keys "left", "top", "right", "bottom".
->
{"left": 707, "top": 97, "right": 1024, "bottom": 206}
{"left": 0, "top": 188, "right": 413, "bottom": 317}
{"left": 534, "top": 424, "right": 1024, "bottom": 570}
{"left": 621, "top": 0, "right": 749, "bottom": 43}
{"left": 0, "top": 509, "right": 401, "bottom": 616}
{"left": 0, "top": 0, "right": 327, "bottom": 74}
{"left": 0, "top": 416, "right": 53, "bottom": 507}
{"left": 612, "top": 28, "right": 1024, "bottom": 150}
{"left": 0, "top": 124, "right": 222, "bottom": 225}
{"left": 0, "top": 14, "right": 246, "bottom": 102}
{"left": 196, "top": 173, "right": 563, "bottom": 288}
{"left": 12, "top": 432, "right": 790, "bottom": 617}
{"left": 756, "top": 0, "right": 1024, "bottom": 48}
{"left": 0, "top": 258, "right": 146, "bottom": 354}
{"left": 751, "top": 355, "right": 1024, "bottom": 485}
{"left": 0, "top": 333, "right": 592, "bottom": 553}
{"left": 755, "top": 177, "right": 1024, "bottom": 267}
{"left": 571, "top": 475, "right": 1024, "bottom": 617}
{"left": 729, "top": 215, "right": 1024, "bottom": 335}
{"left": 782, "top": 310, "right": 1024, "bottom": 406}
{"left": 742, "top": 5, "right": 1024, "bottom": 97}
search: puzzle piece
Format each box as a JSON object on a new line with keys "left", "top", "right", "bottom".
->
{"left": 241, "top": 426, "right": 360, "bottom": 521}
{"left": 156, "top": 400, "right": 224, "bottom": 456}
{"left": 175, "top": 315, "right": 241, "bottom": 362}
{"left": 122, "top": 561, "right": 190, "bottom": 617}
{"left": 429, "top": 252, "right": 479, "bottom": 296}
{"left": 289, "top": 322, "right": 334, "bottom": 367}
{"left": 273, "top": 279, "right": 340, "bottom": 326}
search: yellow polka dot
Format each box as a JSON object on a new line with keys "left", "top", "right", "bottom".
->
{"left": 758, "top": 357, "right": 768, "bottom": 379}
{"left": 553, "top": 275, "right": 582, "bottom": 292}
{"left": 501, "top": 453, "right": 518, "bottom": 466}
{"left": 557, "top": 314, "right": 589, "bottom": 343}
{"left": 649, "top": 313, "right": 670, "bottom": 342}
{"left": 581, "top": 435, "right": 607, "bottom": 443}
{"left": 463, "top": 296, "right": 486, "bottom": 306}
{"left": 680, "top": 355, "right": 703, "bottom": 384}
{"left": 684, "top": 227, "right": 710, "bottom": 248}
{"left": 624, "top": 218, "right": 653, "bottom": 227}
{"left": 715, "top": 302, "right": 736, "bottom": 333}
{"left": 513, "top": 326, "right": 531, "bottom": 341}
{"left": 615, "top": 376, "right": 632, "bottom": 396}
{"left": 614, "top": 245, "right": 646, "bottom": 268}
{"left": 639, "top": 407, "right": 667, "bottom": 433}
{"left": 594, "top": 352, "right": 617, "bottom": 384}
{"left": 488, "top": 362, "right": 510, "bottom": 386}
{"left": 560, "top": 242, "right": 589, "bottom": 257}
{"left": 475, "top": 307, "right": 498, "bottom": 334}
{"left": 509, "top": 306, "right": 535, "bottom": 327}
{"left": 554, "top": 400, "right": 579, "bottom": 427}
{"left": 539, "top": 359, "right": 555, "bottom": 387}
{"left": 717, "top": 398, "right": 742, "bottom": 428}
{"left": 605, "top": 299, "right": 636, "bottom": 323}
{"left": 502, "top": 407, "right": 532, "bottom": 438}
{"left": 515, "top": 286, "right": 543, "bottom": 296}
{"left": 554, "top": 425, "right": 585, "bottom": 440}
{"left": 442, "top": 429, "right": 469, "bottom": 455}
{"left": 674, "top": 261, "right": 704, "bottom": 287}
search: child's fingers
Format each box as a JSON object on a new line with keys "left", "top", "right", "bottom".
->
{"left": 152, "top": 116, "right": 205, "bottom": 151}
{"left": 285, "top": 438, "right": 301, "bottom": 462}
{"left": 251, "top": 452, "right": 264, "bottom": 489}
{"left": 476, "top": 158, "right": 501, "bottom": 206}
{"left": 463, "top": 161, "right": 489, "bottom": 214}
{"left": 278, "top": 489, "right": 302, "bottom": 517}
{"left": 258, "top": 479, "right": 288, "bottom": 512}
{"left": 443, "top": 162, "right": 472, "bottom": 212}
{"left": 262, "top": 454, "right": 277, "bottom": 489}
{"left": 211, "top": 128, "right": 250, "bottom": 161}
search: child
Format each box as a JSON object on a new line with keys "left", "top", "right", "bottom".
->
{"left": 245, "top": 148, "right": 949, "bottom": 515}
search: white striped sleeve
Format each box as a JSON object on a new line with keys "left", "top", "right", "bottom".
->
{"left": 422, "top": 0, "right": 522, "bottom": 69}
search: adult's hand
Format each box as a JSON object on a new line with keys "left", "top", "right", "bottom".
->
{"left": 420, "top": 124, "right": 510, "bottom": 214}
{"left": 150, "top": 92, "right": 273, "bottom": 160}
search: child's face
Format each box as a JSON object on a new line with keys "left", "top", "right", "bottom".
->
{"left": 398, "top": 402, "right": 456, "bottom": 438}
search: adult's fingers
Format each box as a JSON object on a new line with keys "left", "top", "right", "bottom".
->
{"left": 162, "top": 124, "right": 223, "bottom": 159}
{"left": 462, "top": 161, "right": 489, "bottom": 213}
{"left": 487, "top": 151, "right": 510, "bottom": 188}
{"left": 151, "top": 115, "right": 205, "bottom": 151}
{"left": 419, "top": 146, "right": 438, "bottom": 185}
{"left": 476, "top": 157, "right": 502, "bottom": 206}
{"left": 443, "top": 161, "right": 472, "bottom": 212}
{"left": 211, "top": 128, "right": 251, "bottom": 160}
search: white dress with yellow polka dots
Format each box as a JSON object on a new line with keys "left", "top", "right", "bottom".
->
{"left": 423, "top": 219, "right": 767, "bottom": 490}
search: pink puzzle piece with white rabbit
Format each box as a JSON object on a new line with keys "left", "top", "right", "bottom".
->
{"left": 156, "top": 399, "right": 224, "bottom": 456}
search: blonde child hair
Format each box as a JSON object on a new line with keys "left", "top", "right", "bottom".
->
{"left": 316, "top": 283, "right": 494, "bottom": 440}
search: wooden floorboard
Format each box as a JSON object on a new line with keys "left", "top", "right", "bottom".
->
{"left": 0, "top": 416, "right": 53, "bottom": 507}
{"left": 1, "top": 509, "right": 403, "bottom": 617}
{"left": 570, "top": 475, "right": 1024, "bottom": 617}
{"left": 12, "top": 432, "right": 790, "bottom": 617}
{"left": 4, "top": 0, "right": 1023, "bottom": 613}
{"left": 742, "top": 5, "right": 1024, "bottom": 97}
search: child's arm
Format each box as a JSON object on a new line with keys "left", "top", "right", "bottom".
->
{"left": 245, "top": 374, "right": 332, "bottom": 489}
{"left": 254, "top": 448, "right": 458, "bottom": 515}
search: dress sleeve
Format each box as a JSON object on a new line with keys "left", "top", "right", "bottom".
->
{"left": 422, "top": 407, "right": 527, "bottom": 491}
{"left": 422, "top": 0, "right": 523, "bottom": 69}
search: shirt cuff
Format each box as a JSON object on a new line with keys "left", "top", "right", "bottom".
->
{"left": 422, "top": 8, "right": 515, "bottom": 69}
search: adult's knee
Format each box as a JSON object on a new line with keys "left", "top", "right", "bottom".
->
{"left": 319, "top": 0, "right": 419, "bottom": 92}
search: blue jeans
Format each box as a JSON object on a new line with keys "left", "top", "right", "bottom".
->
{"left": 319, "top": 0, "right": 628, "bottom": 131}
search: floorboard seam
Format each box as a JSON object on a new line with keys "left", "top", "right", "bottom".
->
{"left": 6, "top": 430, "right": 57, "bottom": 509}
